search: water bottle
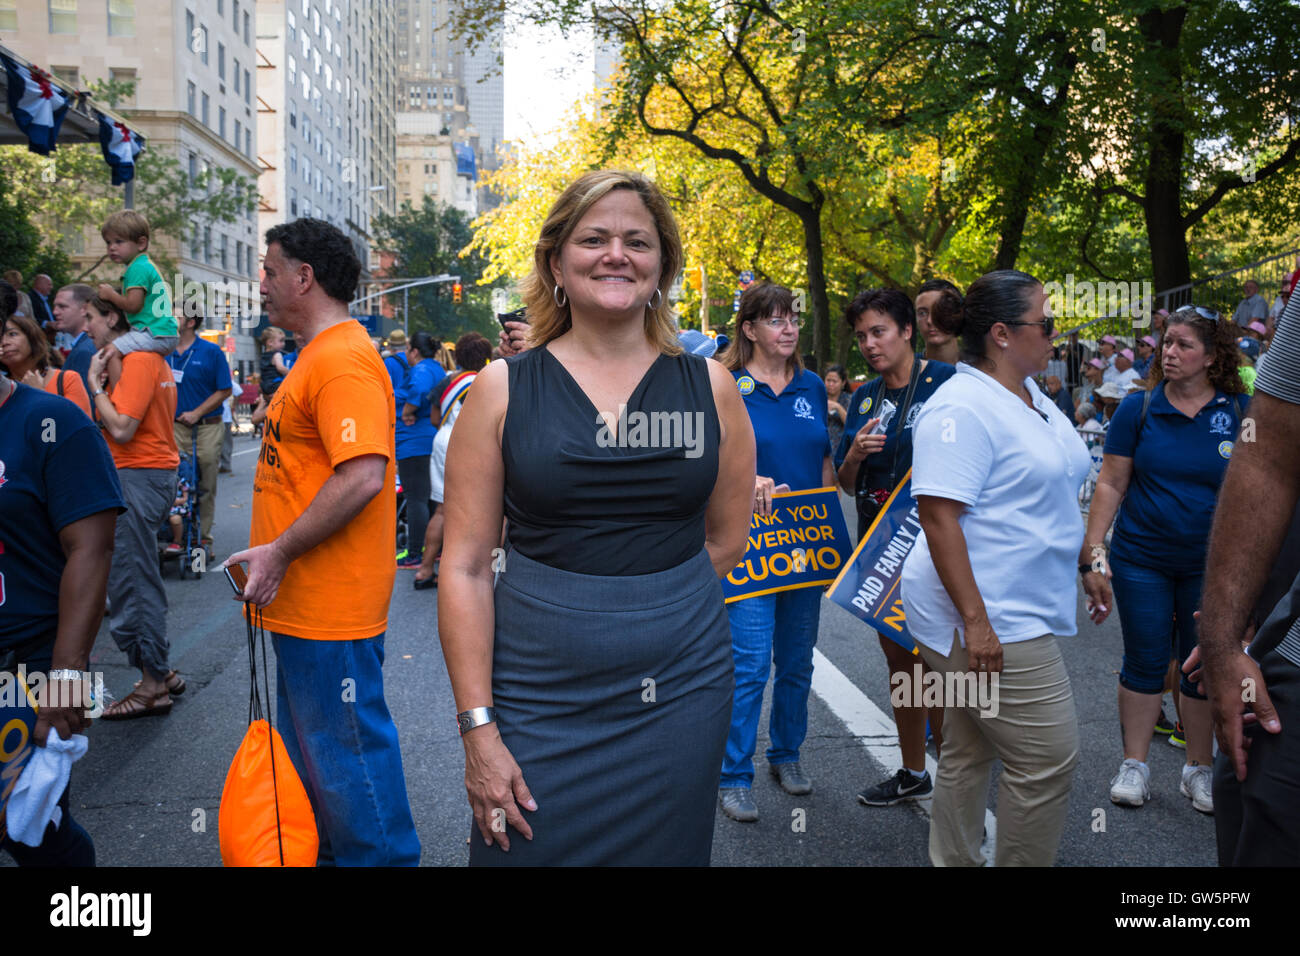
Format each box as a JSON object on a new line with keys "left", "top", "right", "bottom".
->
{"left": 868, "top": 399, "right": 897, "bottom": 436}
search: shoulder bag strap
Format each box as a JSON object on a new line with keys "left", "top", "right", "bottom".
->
{"left": 56, "top": 370, "right": 66, "bottom": 397}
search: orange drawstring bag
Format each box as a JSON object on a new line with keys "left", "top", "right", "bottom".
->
{"left": 219, "top": 604, "right": 317, "bottom": 866}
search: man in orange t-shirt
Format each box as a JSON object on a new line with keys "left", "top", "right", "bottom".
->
{"left": 85, "top": 295, "right": 181, "bottom": 719}
{"left": 225, "top": 218, "right": 418, "bottom": 865}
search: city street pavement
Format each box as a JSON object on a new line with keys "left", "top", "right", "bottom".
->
{"left": 12, "top": 431, "right": 1218, "bottom": 867}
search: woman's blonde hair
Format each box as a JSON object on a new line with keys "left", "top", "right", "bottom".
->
{"left": 521, "top": 169, "right": 682, "bottom": 355}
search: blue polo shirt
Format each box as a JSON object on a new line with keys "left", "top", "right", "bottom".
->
{"left": 733, "top": 367, "right": 831, "bottom": 492}
{"left": 394, "top": 357, "right": 447, "bottom": 460}
{"left": 383, "top": 352, "right": 408, "bottom": 393}
{"left": 166, "top": 336, "right": 233, "bottom": 419}
{"left": 0, "top": 384, "right": 125, "bottom": 648}
{"left": 1105, "top": 383, "right": 1249, "bottom": 573}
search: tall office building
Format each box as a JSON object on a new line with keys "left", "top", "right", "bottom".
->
{"left": 394, "top": 0, "right": 504, "bottom": 210}
{"left": 2, "top": 0, "right": 261, "bottom": 369}
{"left": 255, "top": 0, "right": 396, "bottom": 295}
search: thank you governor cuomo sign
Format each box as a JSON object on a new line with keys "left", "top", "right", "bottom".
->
{"left": 721, "top": 487, "right": 851, "bottom": 604}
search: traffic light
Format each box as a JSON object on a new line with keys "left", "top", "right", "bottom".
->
{"left": 452, "top": 282, "right": 463, "bottom": 304}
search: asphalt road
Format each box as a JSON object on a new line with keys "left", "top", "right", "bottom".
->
{"left": 13, "top": 430, "right": 1218, "bottom": 867}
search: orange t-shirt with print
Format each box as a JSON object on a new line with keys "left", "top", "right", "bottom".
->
{"left": 45, "top": 369, "right": 92, "bottom": 418}
{"left": 106, "top": 351, "right": 179, "bottom": 469}
{"left": 249, "top": 318, "right": 396, "bottom": 641}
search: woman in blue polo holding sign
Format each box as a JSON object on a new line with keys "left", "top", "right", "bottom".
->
{"left": 1082, "top": 306, "right": 1248, "bottom": 815}
{"left": 834, "top": 287, "right": 955, "bottom": 808}
{"left": 717, "top": 282, "right": 833, "bottom": 823}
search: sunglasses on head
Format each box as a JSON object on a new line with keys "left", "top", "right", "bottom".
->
{"left": 1172, "top": 305, "right": 1221, "bottom": 324}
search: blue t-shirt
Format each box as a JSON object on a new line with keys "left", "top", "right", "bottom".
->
{"left": 167, "top": 336, "right": 233, "bottom": 418}
{"left": 0, "top": 384, "right": 125, "bottom": 648}
{"left": 383, "top": 353, "right": 408, "bottom": 393}
{"left": 1105, "top": 384, "right": 1249, "bottom": 573}
{"left": 733, "top": 367, "right": 831, "bottom": 492}
{"left": 835, "top": 360, "right": 956, "bottom": 479}
{"left": 394, "top": 357, "right": 447, "bottom": 460}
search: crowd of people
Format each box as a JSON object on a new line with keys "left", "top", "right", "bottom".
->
{"left": 4, "top": 174, "right": 1300, "bottom": 868}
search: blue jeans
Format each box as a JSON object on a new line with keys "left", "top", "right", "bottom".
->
{"left": 1109, "top": 553, "right": 1206, "bottom": 700}
{"left": 272, "top": 632, "right": 421, "bottom": 866}
{"left": 720, "top": 588, "right": 822, "bottom": 788}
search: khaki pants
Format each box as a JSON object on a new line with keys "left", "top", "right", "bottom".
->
{"left": 917, "top": 631, "right": 1078, "bottom": 867}
{"left": 173, "top": 420, "right": 223, "bottom": 543}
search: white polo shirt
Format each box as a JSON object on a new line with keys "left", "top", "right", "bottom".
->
{"left": 901, "top": 363, "right": 1092, "bottom": 654}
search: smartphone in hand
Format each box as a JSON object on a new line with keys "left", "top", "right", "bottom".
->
{"left": 224, "top": 563, "right": 248, "bottom": 597}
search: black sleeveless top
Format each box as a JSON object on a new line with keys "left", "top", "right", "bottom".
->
{"left": 502, "top": 346, "right": 721, "bottom": 575}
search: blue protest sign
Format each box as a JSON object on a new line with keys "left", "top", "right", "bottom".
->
{"left": 722, "top": 487, "right": 852, "bottom": 604}
{"left": 826, "top": 471, "right": 920, "bottom": 652}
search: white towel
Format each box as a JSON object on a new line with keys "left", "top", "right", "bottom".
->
{"left": 5, "top": 728, "right": 88, "bottom": 847}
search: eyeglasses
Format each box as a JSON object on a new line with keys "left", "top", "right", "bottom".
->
{"left": 754, "top": 315, "right": 804, "bottom": 330}
{"left": 1003, "top": 316, "right": 1055, "bottom": 336}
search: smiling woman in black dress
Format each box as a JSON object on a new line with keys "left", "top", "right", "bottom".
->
{"left": 438, "top": 170, "right": 755, "bottom": 865}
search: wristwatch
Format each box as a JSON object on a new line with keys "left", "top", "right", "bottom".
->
{"left": 456, "top": 706, "right": 497, "bottom": 736}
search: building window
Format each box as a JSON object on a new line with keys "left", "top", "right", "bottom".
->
{"left": 244, "top": 68, "right": 251, "bottom": 104}
{"left": 233, "top": 58, "right": 240, "bottom": 93}
{"left": 51, "top": 65, "right": 78, "bottom": 87}
{"left": 203, "top": 226, "right": 212, "bottom": 264}
{"left": 232, "top": 0, "right": 238, "bottom": 30}
{"left": 243, "top": 10, "right": 249, "bottom": 44}
{"left": 200, "top": 25, "right": 208, "bottom": 64}
{"left": 287, "top": 10, "right": 295, "bottom": 42}
{"left": 235, "top": 240, "right": 243, "bottom": 276}
{"left": 187, "top": 80, "right": 196, "bottom": 116}
{"left": 245, "top": 128, "right": 251, "bottom": 156}
{"left": 185, "top": 9, "right": 193, "bottom": 49}
{"left": 201, "top": 92, "right": 209, "bottom": 125}
{"left": 234, "top": 119, "right": 241, "bottom": 149}
{"left": 290, "top": 188, "right": 297, "bottom": 217}
{"left": 49, "top": 0, "right": 76, "bottom": 33}
{"left": 109, "top": 68, "right": 136, "bottom": 105}
{"left": 218, "top": 42, "right": 225, "bottom": 80}
{"left": 219, "top": 106, "right": 226, "bottom": 139}
{"left": 216, "top": 0, "right": 221, "bottom": 12}
{"left": 0, "top": 0, "right": 16, "bottom": 31}
{"left": 290, "top": 144, "right": 297, "bottom": 173}
{"left": 288, "top": 55, "right": 296, "bottom": 85}
{"left": 107, "top": 0, "right": 134, "bottom": 36}
{"left": 288, "top": 101, "right": 296, "bottom": 127}
{"left": 221, "top": 234, "right": 228, "bottom": 270}
{"left": 188, "top": 152, "right": 198, "bottom": 184}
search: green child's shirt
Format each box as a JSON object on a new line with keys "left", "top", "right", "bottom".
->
{"left": 122, "top": 252, "right": 177, "bottom": 337}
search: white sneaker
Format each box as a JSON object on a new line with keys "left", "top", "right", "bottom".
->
{"left": 1181, "top": 764, "right": 1214, "bottom": 814}
{"left": 1110, "top": 758, "right": 1151, "bottom": 807}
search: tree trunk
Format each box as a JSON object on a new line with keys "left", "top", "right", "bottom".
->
{"left": 1140, "top": 5, "right": 1192, "bottom": 293}
{"left": 799, "top": 198, "right": 831, "bottom": 370}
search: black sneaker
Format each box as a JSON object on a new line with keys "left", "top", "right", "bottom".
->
{"left": 857, "top": 769, "right": 932, "bottom": 806}
{"left": 1154, "top": 711, "right": 1176, "bottom": 736}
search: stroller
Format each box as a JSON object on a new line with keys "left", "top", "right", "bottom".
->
{"left": 159, "top": 430, "right": 203, "bottom": 580}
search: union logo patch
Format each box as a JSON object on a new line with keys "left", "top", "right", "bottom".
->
{"left": 737, "top": 376, "right": 755, "bottom": 395}
{"left": 1219, "top": 441, "right": 1233, "bottom": 459}
{"left": 858, "top": 395, "right": 872, "bottom": 415}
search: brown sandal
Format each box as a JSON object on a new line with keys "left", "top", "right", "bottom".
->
{"left": 101, "top": 690, "right": 172, "bottom": 720}
{"left": 134, "top": 671, "right": 185, "bottom": 696}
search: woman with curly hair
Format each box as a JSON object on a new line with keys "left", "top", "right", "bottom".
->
{"left": 1080, "top": 305, "right": 1248, "bottom": 816}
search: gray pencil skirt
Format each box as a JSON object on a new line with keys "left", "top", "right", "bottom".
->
{"left": 468, "top": 547, "right": 734, "bottom": 866}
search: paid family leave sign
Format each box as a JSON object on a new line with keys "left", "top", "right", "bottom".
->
{"left": 721, "top": 487, "right": 851, "bottom": 604}
{"left": 827, "top": 471, "right": 919, "bottom": 653}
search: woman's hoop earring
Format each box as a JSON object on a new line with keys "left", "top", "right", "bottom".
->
{"left": 648, "top": 288, "right": 663, "bottom": 310}
{"left": 553, "top": 285, "right": 567, "bottom": 309}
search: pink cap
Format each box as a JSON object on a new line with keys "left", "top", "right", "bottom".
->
{"left": 1154, "top": 308, "right": 1170, "bottom": 317}
{"left": 1139, "top": 335, "right": 1157, "bottom": 348}
{"left": 1248, "top": 321, "right": 1268, "bottom": 335}
{"left": 1101, "top": 334, "right": 1118, "bottom": 345}
{"left": 1087, "top": 357, "right": 1105, "bottom": 370}
{"left": 1120, "top": 348, "right": 1134, "bottom": 361}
